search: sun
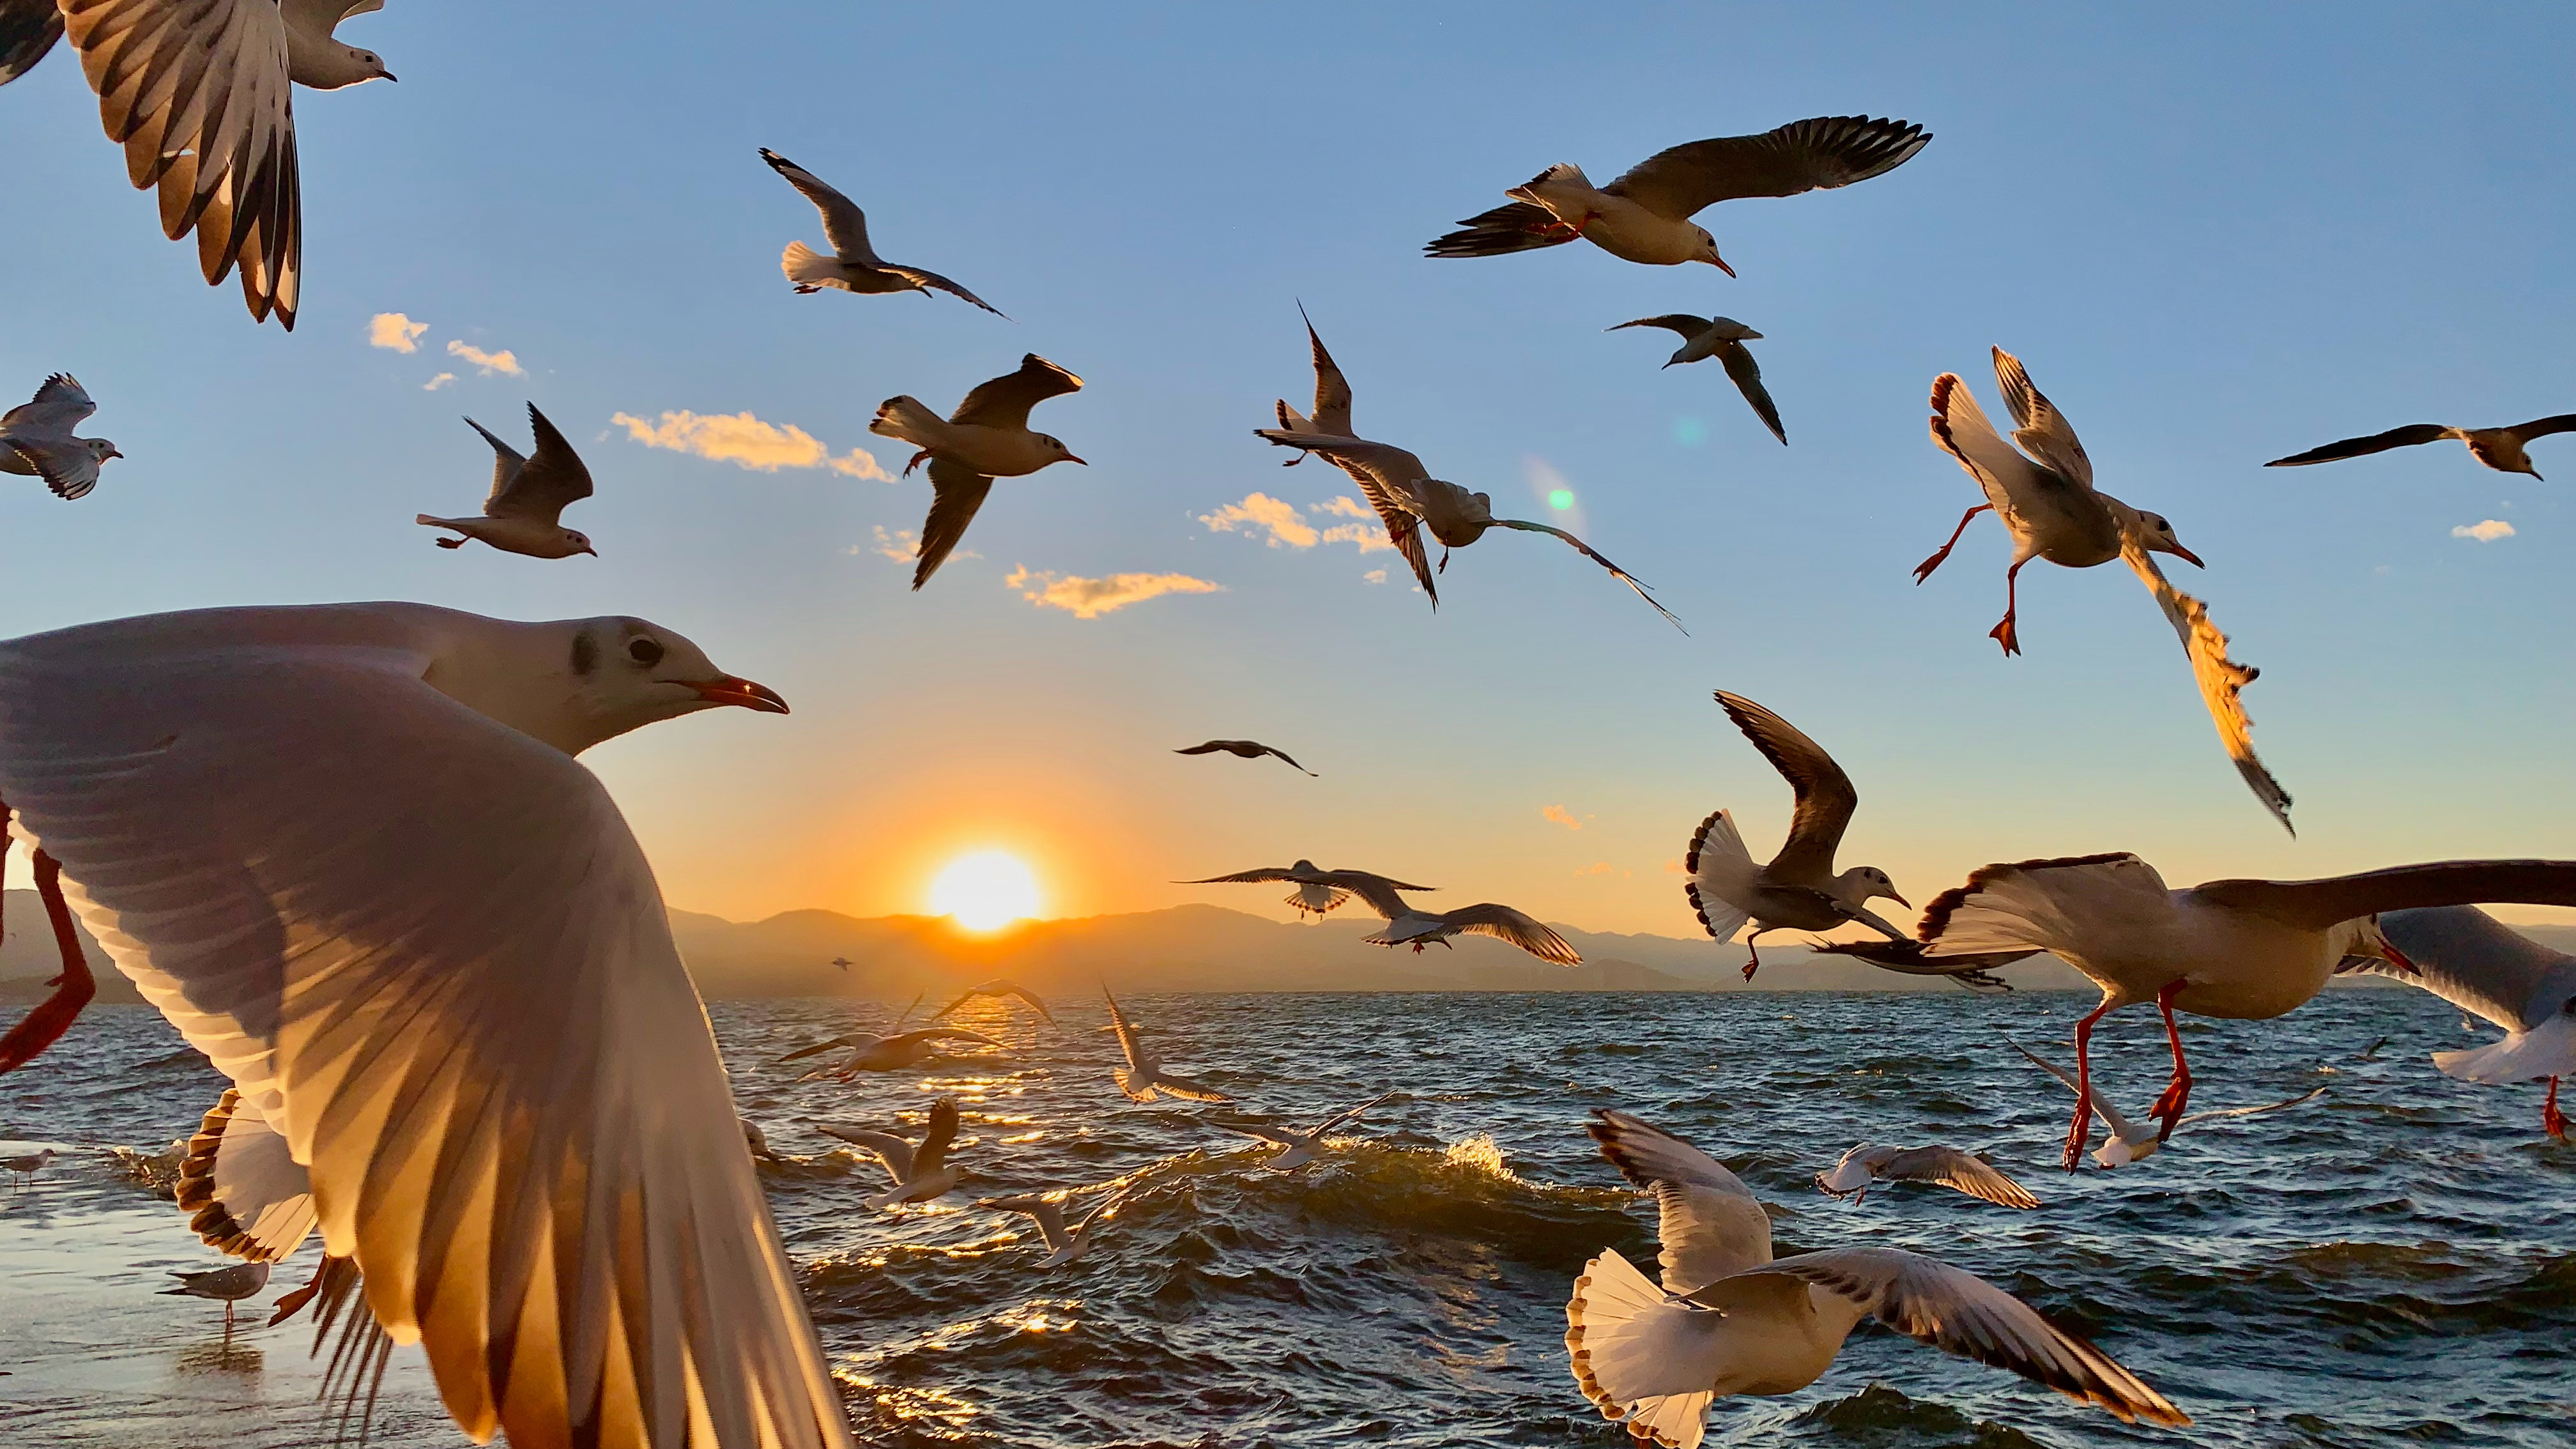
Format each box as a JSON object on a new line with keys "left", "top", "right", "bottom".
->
{"left": 929, "top": 850, "right": 1042, "bottom": 931}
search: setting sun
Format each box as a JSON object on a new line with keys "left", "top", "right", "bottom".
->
{"left": 928, "top": 850, "right": 1042, "bottom": 931}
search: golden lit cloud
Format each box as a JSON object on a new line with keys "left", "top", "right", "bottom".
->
{"left": 1541, "top": 804, "right": 1583, "bottom": 831}
{"left": 367, "top": 312, "right": 427, "bottom": 353}
{"left": 1575, "top": 861, "right": 1616, "bottom": 877}
{"left": 1200, "top": 491, "right": 1319, "bottom": 548}
{"left": 446, "top": 339, "right": 524, "bottom": 376}
{"left": 862, "top": 525, "right": 976, "bottom": 565}
{"left": 1362, "top": 567, "right": 1388, "bottom": 585}
{"left": 2452, "top": 519, "right": 2515, "bottom": 542}
{"left": 1004, "top": 565, "right": 1223, "bottom": 619}
{"left": 422, "top": 372, "right": 456, "bottom": 392}
{"left": 612, "top": 409, "right": 893, "bottom": 480}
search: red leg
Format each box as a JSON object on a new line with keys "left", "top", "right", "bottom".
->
{"left": 2545, "top": 1077, "right": 2566, "bottom": 1142}
{"left": 0, "top": 849, "right": 96, "bottom": 1075}
{"left": 1913, "top": 503, "right": 1992, "bottom": 583}
{"left": 1741, "top": 928, "right": 1772, "bottom": 981}
{"left": 1989, "top": 559, "right": 2028, "bottom": 656}
{"left": 2147, "top": 979, "right": 2195, "bottom": 1140}
{"left": 2062, "top": 997, "right": 2116, "bottom": 1171}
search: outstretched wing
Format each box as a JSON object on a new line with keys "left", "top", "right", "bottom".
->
{"left": 1491, "top": 519, "right": 1686, "bottom": 633}
{"left": 2263, "top": 423, "right": 2453, "bottom": 468}
{"left": 1298, "top": 303, "right": 1353, "bottom": 436}
{"left": 1711, "top": 691, "right": 1858, "bottom": 882}
{"left": 1605, "top": 116, "right": 1931, "bottom": 219}
{"left": 1915, "top": 853, "right": 2173, "bottom": 958}
{"left": 1873, "top": 1146, "right": 2039, "bottom": 1209}
{"left": 912, "top": 456, "right": 995, "bottom": 591}
{"left": 912, "top": 1097, "right": 960, "bottom": 1175}
{"left": 1180, "top": 866, "right": 1300, "bottom": 885}
{"left": 3, "top": 436, "right": 105, "bottom": 500}
{"left": 1719, "top": 341, "right": 1787, "bottom": 446}
{"left": 953, "top": 354, "right": 1083, "bottom": 430}
{"left": 2510, "top": 413, "right": 2576, "bottom": 442}
{"left": 3, "top": 373, "right": 98, "bottom": 431}
{"left": 1101, "top": 987, "right": 1147, "bottom": 1073}
{"left": 0, "top": 0, "right": 64, "bottom": 85}
{"left": 486, "top": 404, "right": 594, "bottom": 523}
{"left": 176, "top": 1087, "right": 318, "bottom": 1262}
{"left": 758, "top": 148, "right": 879, "bottom": 262}
{"left": 2119, "top": 523, "right": 2293, "bottom": 834}
{"left": 1423, "top": 199, "right": 1581, "bottom": 259}
{"left": 1310, "top": 1090, "right": 1395, "bottom": 1138}
{"left": 1990, "top": 347, "right": 2092, "bottom": 488}
{"left": 1443, "top": 903, "right": 1581, "bottom": 965}
{"left": 2175, "top": 1086, "right": 2325, "bottom": 1128}
{"left": 1608, "top": 314, "right": 1709, "bottom": 340}
{"left": 881, "top": 264, "right": 1006, "bottom": 319}
{"left": 2005, "top": 1038, "right": 2149, "bottom": 1145}
{"left": 1586, "top": 1108, "right": 1771, "bottom": 1292}
{"left": 2195, "top": 861, "right": 2576, "bottom": 933}
{"left": 1146, "top": 1071, "right": 1231, "bottom": 1103}
{"left": 817, "top": 1124, "right": 914, "bottom": 1183}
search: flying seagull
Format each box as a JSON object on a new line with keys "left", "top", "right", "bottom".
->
{"left": 757, "top": 148, "right": 1004, "bottom": 316}
{"left": 2354, "top": 905, "right": 2576, "bottom": 1140}
{"left": 0, "top": 374, "right": 119, "bottom": 499}
{"left": 3, "top": 0, "right": 396, "bottom": 327}
{"left": 981, "top": 1183, "right": 1138, "bottom": 1268}
{"left": 1813, "top": 1142, "right": 2039, "bottom": 1209}
{"left": 1267, "top": 307, "right": 1441, "bottom": 601}
{"left": 1607, "top": 315, "right": 1785, "bottom": 445}
{"left": 2008, "top": 1039, "right": 2326, "bottom": 1167}
{"left": 1566, "top": 1108, "right": 2185, "bottom": 1446}
{"left": 1338, "top": 875, "right": 1581, "bottom": 964}
{"left": 1175, "top": 739, "right": 1316, "bottom": 775}
{"left": 1891, "top": 853, "right": 2576, "bottom": 1169}
{"left": 2267, "top": 413, "right": 2576, "bottom": 479}
{"left": 1255, "top": 430, "right": 1683, "bottom": 632}
{"left": 1216, "top": 1091, "right": 1395, "bottom": 1170}
{"left": 931, "top": 979, "right": 1057, "bottom": 1027}
{"left": 871, "top": 354, "right": 1086, "bottom": 590}
{"left": 0, "top": 602, "right": 848, "bottom": 1449}
{"left": 820, "top": 1097, "right": 965, "bottom": 1209}
{"left": 1428, "top": 116, "right": 1929, "bottom": 275}
{"left": 1180, "top": 861, "right": 1437, "bottom": 921}
{"left": 417, "top": 404, "right": 597, "bottom": 558}
{"left": 1688, "top": 691, "right": 1910, "bottom": 979}
{"left": 1103, "top": 986, "right": 1232, "bottom": 1103}
{"left": 782, "top": 1025, "right": 1005, "bottom": 1077}
{"left": 1915, "top": 347, "right": 2291, "bottom": 833}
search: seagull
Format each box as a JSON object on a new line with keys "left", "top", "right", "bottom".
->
{"left": 1565, "top": 1108, "right": 2184, "bottom": 1447}
{"left": 1607, "top": 316, "right": 1785, "bottom": 445}
{"left": 1915, "top": 348, "right": 2292, "bottom": 832}
{"left": 1338, "top": 875, "right": 1581, "bottom": 964}
{"left": 742, "top": 1117, "right": 780, "bottom": 1163}
{"left": 829, "top": 956, "right": 852, "bottom": 972}
{"left": 0, "top": 374, "right": 120, "bottom": 499}
{"left": 1174, "top": 739, "right": 1316, "bottom": 775}
{"left": 931, "top": 978, "right": 1057, "bottom": 1027}
{"left": 819, "top": 1097, "right": 965, "bottom": 1209}
{"left": 782, "top": 1025, "right": 1006, "bottom": 1077}
{"left": 417, "top": 404, "right": 597, "bottom": 558}
{"left": 1180, "top": 861, "right": 1437, "bottom": 921}
{"left": 1689, "top": 691, "right": 1910, "bottom": 980}
{"left": 2267, "top": 413, "right": 2576, "bottom": 479}
{"left": 1812, "top": 1143, "right": 2039, "bottom": 1209}
{"left": 161, "top": 1260, "right": 271, "bottom": 1342}
{"left": 1215, "top": 1091, "right": 1394, "bottom": 1170}
{"left": 2007, "top": 1040, "right": 2326, "bottom": 1167}
{"left": 758, "top": 148, "right": 1004, "bottom": 316}
{"left": 981, "top": 1183, "right": 1138, "bottom": 1268}
{"left": 1, "top": 1146, "right": 57, "bottom": 1192}
{"left": 1254, "top": 430, "right": 1683, "bottom": 631}
{"left": 0, "top": 602, "right": 851, "bottom": 1449}
{"left": 1268, "top": 307, "right": 1441, "bottom": 601}
{"left": 1895, "top": 853, "right": 2576, "bottom": 1169}
{"left": 6, "top": 0, "right": 396, "bottom": 327}
{"left": 870, "top": 354, "right": 1086, "bottom": 590}
{"left": 2352, "top": 905, "right": 2576, "bottom": 1140}
{"left": 1427, "top": 116, "right": 1930, "bottom": 276}
{"left": 1103, "top": 986, "right": 1232, "bottom": 1102}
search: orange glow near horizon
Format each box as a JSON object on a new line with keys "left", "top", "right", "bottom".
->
{"left": 929, "top": 851, "right": 1043, "bottom": 931}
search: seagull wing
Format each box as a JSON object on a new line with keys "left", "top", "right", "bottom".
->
{"left": 1298, "top": 304, "right": 1354, "bottom": 436}
{"left": 2193, "top": 861, "right": 2576, "bottom": 933}
{"left": 2508, "top": 413, "right": 2576, "bottom": 443}
{"left": 1146, "top": 1071, "right": 1232, "bottom": 1103}
{"left": 1179, "top": 866, "right": 1301, "bottom": 884}
{"left": 1424, "top": 199, "right": 1581, "bottom": 259}
{"left": 2118, "top": 524, "right": 2294, "bottom": 833}
{"left": 1989, "top": 348, "right": 2093, "bottom": 489}
{"left": 1101, "top": 987, "right": 1147, "bottom": 1073}
{"left": 1874, "top": 1146, "right": 2040, "bottom": 1209}
{"left": 1929, "top": 372, "right": 2087, "bottom": 534}
{"left": 59, "top": 0, "right": 302, "bottom": 326}
{"left": 912, "top": 456, "right": 995, "bottom": 591}
{"left": 0, "top": 611, "right": 852, "bottom": 1449}
{"left": 1608, "top": 314, "right": 1710, "bottom": 340}
{"left": 1813, "top": 939, "right": 2043, "bottom": 976}
{"left": 911, "top": 1097, "right": 959, "bottom": 1176}
{"left": 1718, "top": 341, "right": 1786, "bottom": 446}
{"left": 1330, "top": 873, "right": 1415, "bottom": 921}
{"left": 486, "top": 404, "right": 594, "bottom": 524}
{"left": 3, "top": 373, "right": 98, "bottom": 431}
{"left": 1441, "top": 902, "right": 1582, "bottom": 965}
{"left": 881, "top": 1027, "right": 1004, "bottom": 1051}
{"left": 1489, "top": 518, "right": 1687, "bottom": 633}
{"left": 758, "top": 148, "right": 879, "bottom": 263}
{"left": 879, "top": 263, "right": 1007, "bottom": 318}
{"left": 1753, "top": 1249, "right": 2188, "bottom": 1426}
{"left": 1711, "top": 692, "right": 1859, "bottom": 882}
{"left": 928, "top": 988, "right": 978, "bottom": 1022}
{"left": 1251, "top": 431, "right": 1434, "bottom": 516}
{"left": 2003, "top": 1039, "right": 2149, "bottom": 1146}
{"left": 1309, "top": 1090, "right": 1395, "bottom": 1138}
{"left": 3, "top": 436, "right": 105, "bottom": 500}
{"left": 2175, "top": 1086, "right": 2326, "bottom": 1128}
{"left": 1916, "top": 854, "right": 2175, "bottom": 958}
{"left": 177, "top": 1086, "right": 318, "bottom": 1262}
{"left": 0, "top": 0, "right": 63, "bottom": 84}
{"left": 987, "top": 1193, "right": 1071, "bottom": 1251}
{"left": 1586, "top": 1109, "right": 1772, "bottom": 1292}
{"left": 777, "top": 1031, "right": 865, "bottom": 1064}
{"left": 951, "top": 353, "right": 1083, "bottom": 430}
{"left": 1252, "top": 742, "right": 1315, "bottom": 774}
{"left": 1604, "top": 115, "right": 1931, "bottom": 220}
{"left": 2372, "top": 906, "right": 2576, "bottom": 1033}
{"left": 1216, "top": 1122, "right": 1304, "bottom": 1148}
{"left": 2263, "top": 423, "right": 2454, "bottom": 468}
{"left": 816, "top": 1125, "right": 915, "bottom": 1183}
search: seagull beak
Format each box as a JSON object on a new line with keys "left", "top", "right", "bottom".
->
{"left": 691, "top": 675, "right": 790, "bottom": 714}
{"left": 1706, "top": 254, "right": 1737, "bottom": 277}
{"left": 1064, "top": 454, "right": 1088, "bottom": 466}
{"left": 2170, "top": 545, "right": 2205, "bottom": 569}
{"left": 380, "top": 71, "right": 398, "bottom": 82}
{"left": 1886, "top": 891, "right": 1912, "bottom": 909}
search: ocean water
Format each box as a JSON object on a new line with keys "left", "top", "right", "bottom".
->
{"left": 3, "top": 989, "right": 2570, "bottom": 1448}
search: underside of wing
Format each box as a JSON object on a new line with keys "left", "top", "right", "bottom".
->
{"left": 1929, "top": 372, "right": 2064, "bottom": 521}
{"left": 1448, "top": 903, "right": 1581, "bottom": 964}
{"left": 1916, "top": 854, "right": 2170, "bottom": 958}
{"left": 1719, "top": 343, "right": 1786, "bottom": 446}
{"left": 759, "top": 148, "right": 878, "bottom": 261}
{"left": 1607, "top": 115, "right": 1931, "bottom": 218}
{"left": 952, "top": 353, "right": 1082, "bottom": 430}
{"left": 1492, "top": 519, "right": 1685, "bottom": 632}
{"left": 1880, "top": 1146, "right": 2039, "bottom": 1209}
{"left": 2119, "top": 528, "right": 2294, "bottom": 833}
{"left": 1424, "top": 199, "right": 1579, "bottom": 259}
{"left": 882, "top": 263, "right": 1006, "bottom": 318}
{"left": 1298, "top": 305, "right": 1354, "bottom": 434}
{"left": 1586, "top": 1109, "right": 1772, "bottom": 1292}
{"left": 2372, "top": 905, "right": 2576, "bottom": 1031}
{"left": 176, "top": 1087, "right": 318, "bottom": 1262}
{"left": 1712, "top": 692, "right": 1856, "bottom": 880}
{"left": 2196, "top": 860, "right": 2576, "bottom": 933}
{"left": 2263, "top": 422, "right": 2451, "bottom": 467}
{"left": 488, "top": 404, "right": 594, "bottom": 521}
{"left": 0, "top": 0, "right": 63, "bottom": 84}
{"left": 914, "top": 456, "right": 996, "bottom": 590}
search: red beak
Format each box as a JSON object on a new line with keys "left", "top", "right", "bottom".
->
{"left": 1064, "top": 455, "right": 1089, "bottom": 466}
{"left": 2170, "top": 545, "right": 2205, "bottom": 568}
{"left": 692, "top": 675, "right": 790, "bottom": 714}
{"left": 1708, "top": 256, "right": 1737, "bottom": 278}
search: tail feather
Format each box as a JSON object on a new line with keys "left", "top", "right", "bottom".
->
{"left": 870, "top": 395, "right": 944, "bottom": 448}
{"left": 781, "top": 240, "right": 850, "bottom": 291}
{"left": 1508, "top": 162, "right": 1592, "bottom": 204}
{"left": 1683, "top": 809, "right": 1757, "bottom": 945}
{"left": 1564, "top": 1249, "right": 1719, "bottom": 1449}
{"left": 2434, "top": 1013, "right": 2576, "bottom": 1084}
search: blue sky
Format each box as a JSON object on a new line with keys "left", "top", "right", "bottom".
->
{"left": 1, "top": 3, "right": 2569, "bottom": 933}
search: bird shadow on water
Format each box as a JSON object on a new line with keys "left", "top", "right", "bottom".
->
{"left": 171, "top": 1338, "right": 263, "bottom": 1377}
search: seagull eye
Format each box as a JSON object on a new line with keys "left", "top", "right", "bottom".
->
{"left": 627, "top": 638, "right": 665, "bottom": 668}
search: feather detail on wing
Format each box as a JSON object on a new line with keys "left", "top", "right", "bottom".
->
{"left": 1874, "top": 1146, "right": 2040, "bottom": 1209}
{"left": 1586, "top": 1109, "right": 1772, "bottom": 1292}
{"left": 1915, "top": 854, "right": 2170, "bottom": 958}
{"left": 176, "top": 1087, "right": 318, "bottom": 1262}
{"left": 1445, "top": 903, "right": 1581, "bottom": 964}
{"left": 1989, "top": 348, "right": 2092, "bottom": 488}
{"left": 1682, "top": 809, "right": 1756, "bottom": 945}
{"left": 2119, "top": 523, "right": 2294, "bottom": 834}
{"left": 1563, "top": 1248, "right": 1723, "bottom": 1449}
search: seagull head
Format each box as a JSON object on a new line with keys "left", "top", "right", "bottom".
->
{"left": 89, "top": 438, "right": 123, "bottom": 464}
{"left": 427, "top": 615, "right": 787, "bottom": 755}
{"left": 2135, "top": 512, "right": 2203, "bottom": 567}
{"left": 1839, "top": 865, "right": 1910, "bottom": 910}
{"left": 558, "top": 528, "right": 597, "bottom": 557}
{"left": 1689, "top": 226, "right": 1734, "bottom": 277}
{"left": 1034, "top": 433, "right": 1086, "bottom": 468}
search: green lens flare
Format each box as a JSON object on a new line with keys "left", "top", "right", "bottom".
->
{"left": 1673, "top": 417, "right": 1708, "bottom": 447}
{"left": 1548, "top": 489, "right": 1575, "bottom": 510}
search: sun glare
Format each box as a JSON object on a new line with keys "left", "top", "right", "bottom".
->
{"left": 929, "top": 850, "right": 1042, "bottom": 931}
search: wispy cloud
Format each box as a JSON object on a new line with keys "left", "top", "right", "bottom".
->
{"left": 422, "top": 372, "right": 456, "bottom": 392}
{"left": 447, "top": 339, "right": 524, "bottom": 377}
{"left": 1575, "top": 861, "right": 1618, "bottom": 877}
{"left": 1363, "top": 567, "right": 1388, "bottom": 585}
{"left": 1202, "top": 491, "right": 1393, "bottom": 554}
{"left": 368, "top": 312, "right": 427, "bottom": 353}
{"left": 612, "top": 409, "right": 893, "bottom": 480}
{"left": 2452, "top": 519, "right": 2515, "bottom": 542}
{"left": 861, "top": 525, "right": 976, "bottom": 565}
{"left": 1541, "top": 804, "right": 1583, "bottom": 831}
{"left": 1004, "top": 565, "right": 1222, "bottom": 620}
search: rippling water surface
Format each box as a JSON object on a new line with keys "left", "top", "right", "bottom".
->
{"left": 4, "top": 989, "right": 2571, "bottom": 1447}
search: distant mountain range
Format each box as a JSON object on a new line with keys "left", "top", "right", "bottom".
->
{"left": 15, "top": 888, "right": 2564, "bottom": 1004}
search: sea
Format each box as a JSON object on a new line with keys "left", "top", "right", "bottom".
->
{"left": 3, "top": 989, "right": 2570, "bottom": 1448}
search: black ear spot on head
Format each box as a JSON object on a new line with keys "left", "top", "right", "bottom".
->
{"left": 571, "top": 632, "right": 598, "bottom": 676}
